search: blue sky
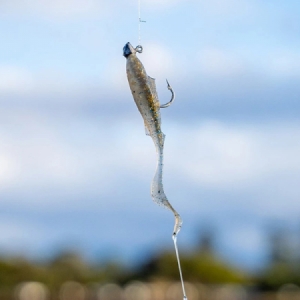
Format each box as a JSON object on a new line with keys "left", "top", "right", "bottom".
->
{"left": 0, "top": 0, "right": 300, "bottom": 270}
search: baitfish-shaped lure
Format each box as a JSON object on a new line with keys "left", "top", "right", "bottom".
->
{"left": 123, "top": 42, "right": 181, "bottom": 236}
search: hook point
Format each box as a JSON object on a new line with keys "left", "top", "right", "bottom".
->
{"left": 166, "top": 79, "right": 171, "bottom": 90}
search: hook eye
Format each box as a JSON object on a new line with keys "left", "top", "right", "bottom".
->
{"left": 135, "top": 45, "right": 143, "bottom": 53}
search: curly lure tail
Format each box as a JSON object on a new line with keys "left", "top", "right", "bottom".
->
{"left": 150, "top": 146, "right": 182, "bottom": 236}
{"left": 150, "top": 145, "right": 187, "bottom": 300}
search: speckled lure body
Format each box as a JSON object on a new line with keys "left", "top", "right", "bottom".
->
{"left": 123, "top": 42, "right": 182, "bottom": 236}
{"left": 123, "top": 42, "right": 187, "bottom": 300}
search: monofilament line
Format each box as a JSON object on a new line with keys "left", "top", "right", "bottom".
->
{"left": 173, "top": 235, "right": 188, "bottom": 300}
{"left": 138, "top": 0, "right": 141, "bottom": 44}
{"left": 138, "top": 0, "right": 146, "bottom": 46}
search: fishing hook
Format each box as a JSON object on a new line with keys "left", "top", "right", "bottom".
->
{"left": 160, "top": 79, "right": 175, "bottom": 108}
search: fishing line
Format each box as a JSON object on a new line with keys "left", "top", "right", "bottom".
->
{"left": 129, "top": 3, "right": 188, "bottom": 300}
{"left": 173, "top": 235, "right": 188, "bottom": 300}
{"left": 138, "top": 0, "right": 146, "bottom": 46}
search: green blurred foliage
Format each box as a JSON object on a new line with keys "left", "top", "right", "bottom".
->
{"left": 1, "top": 227, "right": 300, "bottom": 297}
{"left": 129, "top": 251, "right": 247, "bottom": 284}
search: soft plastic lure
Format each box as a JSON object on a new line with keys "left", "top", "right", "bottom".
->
{"left": 123, "top": 42, "right": 181, "bottom": 235}
{"left": 123, "top": 42, "right": 187, "bottom": 300}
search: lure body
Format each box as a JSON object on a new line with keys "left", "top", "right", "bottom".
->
{"left": 123, "top": 42, "right": 182, "bottom": 235}
{"left": 124, "top": 43, "right": 164, "bottom": 148}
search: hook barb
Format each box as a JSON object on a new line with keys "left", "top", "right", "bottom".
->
{"left": 160, "top": 79, "right": 175, "bottom": 108}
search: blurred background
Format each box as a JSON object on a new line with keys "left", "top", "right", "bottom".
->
{"left": 1, "top": 0, "right": 300, "bottom": 299}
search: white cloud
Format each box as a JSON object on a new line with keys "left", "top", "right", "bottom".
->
{"left": 141, "top": 43, "right": 175, "bottom": 78}
{"left": 196, "top": 0, "right": 256, "bottom": 17}
{"left": 197, "top": 47, "right": 245, "bottom": 77}
{"left": 0, "top": 113, "right": 79, "bottom": 190}
{"left": 0, "top": 109, "right": 155, "bottom": 207}
{"left": 266, "top": 50, "right": 300, "bottom": 79}
{"left": 0, "top": 66, "right": 35, "bottom": 94}
{"left": 166, "top": 121, "right": 300, "bottom": 189}
{"left": 197, "top": 46, "right": 300, "bottom": 81}
{"left": 142, "top": 0, "right": 182, "bottom": 10}
{"left": 0, "top": 153, "right": 19, "bottom": 186}
{"left": 0, "top": 65, "right": 106, "bottom": 105}
{"left": 107, "top": 59, "right": 132, "bottom": 98}
{"left": 0, "top": 0, "right": 109, "bottom": 19}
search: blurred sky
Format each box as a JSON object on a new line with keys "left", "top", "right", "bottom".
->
{"left": 0, "top": 0, "right": 300, "bottom": 270}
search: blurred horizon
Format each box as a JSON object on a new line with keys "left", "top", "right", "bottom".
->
{"left": 0, "top": 0, "right": 300, "bottom": 274}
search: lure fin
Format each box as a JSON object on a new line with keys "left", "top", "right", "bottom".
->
{"left": 148, "top": 76, "right": 159, "bottom": 106}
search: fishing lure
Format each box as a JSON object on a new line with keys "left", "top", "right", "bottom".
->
{"left": 123, "top": 42, "right": 181, "bottom": 235}
{"left": 123, "top": 42, "right": 187, "bottom": 300}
